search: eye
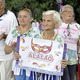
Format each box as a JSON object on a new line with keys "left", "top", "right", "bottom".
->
{"left": 23, "top": 16, "right": 27, "bottom": 18}
{"left": 47, "top": 20, "right": 51, "bottom": 22}
{"left": 18, "top": 15, "right": 21, "bottom": 18}
{"left": 43, "top": 19, "right": 45, "bottom": 22}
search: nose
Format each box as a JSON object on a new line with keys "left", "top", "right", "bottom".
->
{"left": 43, "top": 21, "right": 47, "bottom": 26}
{"left": 20, "top": 17, "right": 24, "bottom": 20}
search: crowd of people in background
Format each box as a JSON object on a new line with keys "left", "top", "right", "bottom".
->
{"left": 0, "top": 0, "right": 80, "bottom": 80}
{"left": 32, "top": 19, "right": 43, "bottom": 32}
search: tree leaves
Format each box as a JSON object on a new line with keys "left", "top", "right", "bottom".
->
{"left": 5, "top": 0, "right": 80, "bottom": 23}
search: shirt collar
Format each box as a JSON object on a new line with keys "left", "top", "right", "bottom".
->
{"left": 0, "top": 9, "right": 8, "bottom": 17}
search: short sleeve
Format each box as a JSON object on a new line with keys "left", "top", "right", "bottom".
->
{"left": 5, "top": 28, "right": 15, "bottom": 45}
{"left": 5, "top": 11, "right": 18, "bottom": 34}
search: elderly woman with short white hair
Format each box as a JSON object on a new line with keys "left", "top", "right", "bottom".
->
{"left": 35, "top": 10, "right": 68, "bottom": 80}
{"left": 56, "top": 4, "right": 80, "bottom": 80}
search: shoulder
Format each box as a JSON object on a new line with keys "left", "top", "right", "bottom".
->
{"left": 7, "top": 10, "right": 15, "bottom": 15}
{"left": 58, "top": 22, "right": 67, "bottom": 30}
{"left": 71, "top": 23, "right": 80, "bottom": 30}
{"left": 6, "top": 10, "right": 16, "bottom": 18}
{"left": 10, "top": 27, "right": 17, "bottom": 34}
{"left": 55, "top": 34, "right": 64, "bottom": 43}
{"left": 30, "top": 28, "right": 41, "bottom": 38}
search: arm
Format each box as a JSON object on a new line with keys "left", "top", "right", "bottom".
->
{"left": 0, "top": 32, "right": 7, "bottom": 40}
{"left": 77, "top": 37, "right": 80, "bottom": 46}
{"left": 4, "top": 45, "right": 13, "bottom": 54}
{"left": 4, "top": 42, "right": 17, "bottom": 54}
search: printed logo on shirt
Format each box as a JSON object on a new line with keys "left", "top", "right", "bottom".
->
{"left": 0, "top": 19, "right": 3, "bottom": 21}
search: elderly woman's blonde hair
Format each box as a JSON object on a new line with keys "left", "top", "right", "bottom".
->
{"left": 59, "top": 4, "right": 74, "bottom": 15}
{"left": 42, "top": 10, "right": 62, "bottom": 29}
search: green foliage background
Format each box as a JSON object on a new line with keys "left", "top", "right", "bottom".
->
{"left": 6, "top": 0, "right": 80, "bottom": 23}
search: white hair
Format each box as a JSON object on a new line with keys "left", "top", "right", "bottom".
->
{"left": 59, "top": 4, "right": 74, "bottom": 14}
{"left": 42, "top": 10, "right": 62, "bottom": 29}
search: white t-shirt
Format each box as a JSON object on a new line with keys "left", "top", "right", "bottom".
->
{"left": 0, "top": 10, "right": 18, "bottom": 61}
{"left": 56, "top": 22, "right": 80, "bottom": 65}
{"left": 32, "top": 22, "right": 40, "bottom": 31}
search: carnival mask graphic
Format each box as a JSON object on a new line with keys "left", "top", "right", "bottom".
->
{"left": 31, "top": 38, "right": 53, "bottom": 54}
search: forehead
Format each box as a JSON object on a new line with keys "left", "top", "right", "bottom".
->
{"left": 18, "top": 10, "right": 30, "bottom": 16}
{"left": 64, "top": 7, "right": 73, "bottom": 11}
{"left": 43, "top": 14, "right": 53, "bottom": 20}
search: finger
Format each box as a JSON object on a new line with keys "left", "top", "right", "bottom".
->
{"left": 15, "top": 55, "right": 21, "bottom": 60}
{"left": 62, "top": 63, "right": 67, "bottom": 68}
{"left": 61, "top": 59, "right": 68, "bottom": 63}
{"left": 61, "top": 60, "right": 68, "bottom": 68}
{"left": 13, "top": 52, "right": 21, "bottom": 60}
{"left": 8, "top": 40, "right": 12, "bottom": 46}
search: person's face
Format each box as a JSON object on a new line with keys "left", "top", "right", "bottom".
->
{"left": 61, "top": 8, "right": 74, "bottom": 22}
{"left": 43, "top": 14, "right": 55, "bottom": 30}
{"left": 0, "top": 1, "right": 4, "bottom": 10}
{"left": 18, "top": 10, "right": 33, "bottom": 26}
{"left": 34, "top": 19, "right": 37, "bottom": 23}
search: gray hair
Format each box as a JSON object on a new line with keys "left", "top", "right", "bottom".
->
{"left": 18, "top": 9, "right": 32, "bottom": 18}
{"left": 59, "top": 4, "right": 74, "bottom": 15}
{"left": 42, "top": 10, "right": 62, "bottom": 29}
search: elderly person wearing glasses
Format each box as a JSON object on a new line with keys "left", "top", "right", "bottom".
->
{"left": 56, "top": 4, "right": 80, "bottom": 80}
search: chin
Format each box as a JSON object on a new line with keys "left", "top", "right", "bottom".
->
{"left": 44, "top": 29, "right": 51, "bottom": 31}
{"left": 20, "top": 24, "right": 26, "bottom": 26}
{"left": 44, "top": 27, "right": 49, "bottom": 30}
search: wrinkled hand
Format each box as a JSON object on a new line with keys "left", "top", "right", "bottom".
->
{"left": 13, "top": 52, "right": 21, "bottom": 60}
{"left": 4, "top": 45, "right": 13, "bottom": 54}
{"left": 61, "top": 59, "right": 68, "bottom": 68}
{"left": 11, "top": 42, "right": 17, "bottom": 49}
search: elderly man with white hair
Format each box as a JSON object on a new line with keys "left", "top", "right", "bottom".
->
{"left": 0, "top": 0, "right": 18, "bottom": 80}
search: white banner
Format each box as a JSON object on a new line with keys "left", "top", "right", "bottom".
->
{"left": 16, "top": 36, "right": 66, "bottom": 76}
